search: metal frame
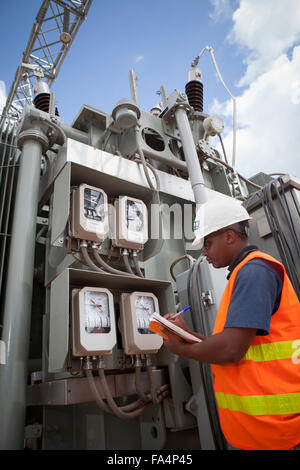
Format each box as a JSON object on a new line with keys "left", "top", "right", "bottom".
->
{"left": 1, "top": 0, "right": 93, "bottom": 121}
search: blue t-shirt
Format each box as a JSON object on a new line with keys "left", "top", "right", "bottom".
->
{"left": 224, "top": 258, "right": 283, "bottom": 336}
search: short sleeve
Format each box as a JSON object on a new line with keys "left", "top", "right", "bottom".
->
{"left": 224, "top": 260, "right": 283, "bottom": 336}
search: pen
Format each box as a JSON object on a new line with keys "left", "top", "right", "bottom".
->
{"left": 168, "top": 305, "right": 192, "bottom": 320}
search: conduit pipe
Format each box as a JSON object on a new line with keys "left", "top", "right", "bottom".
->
{"left": 0, "top": 128, "right": 49, "bottom": 449}
{"left": 174, "top": 107, "right": 207, "bottom": 206}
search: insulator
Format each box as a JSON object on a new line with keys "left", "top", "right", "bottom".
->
{"left": 185, "top": 80, "right": 204, "bottom": 112}
{"left": 33, "top": 93, "right": 59, "bottom": 116}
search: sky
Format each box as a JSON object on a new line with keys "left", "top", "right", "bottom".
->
{"left": 0, "top": 0, "right": 300, "bottom": 179}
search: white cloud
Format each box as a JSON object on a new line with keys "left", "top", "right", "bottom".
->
{"left": 136, "top": 55, "right": 144, "bottom": 63}
{"left": 209, "top": 0, "right": 232, "bottom": 22}
{"left": 208, "top": 0, "right": 300, "bottom": 180}
{"left": 210, "top": 46, "right": 300, "bottom": 178}
{"left": 228, "top": 0, "right": 300, "bottom": 86}
{"left": 0, "top": 80, "right": 7, "bottom": 116}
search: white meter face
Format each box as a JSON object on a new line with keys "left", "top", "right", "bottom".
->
{"left": 72, "top": 287, "right": 116, "bottom": 356}
{"left": 84, "top": 188, "right": 105, "bottom": 222}
{"left": 120, "top": 291, "right": 162, "bottom": 354}
{"left": 135, "top": 295, "right": 155, "bottom": 335}
{"left": 84, "top": 291, "right": 110, "bottom": 334}
{"left": 126, "top": 200, "right": 144, "bottom": 232}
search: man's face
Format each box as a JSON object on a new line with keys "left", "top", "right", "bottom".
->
{"left": 202, "top": 230, "right": 233, "bottom": 268}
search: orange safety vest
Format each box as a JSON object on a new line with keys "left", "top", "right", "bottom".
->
{"left": 211, "top": 250, "right": 300, "bottom": 450}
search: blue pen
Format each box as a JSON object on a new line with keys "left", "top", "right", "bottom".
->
{"left": 168, "top": 305, "right": 192, "bottom": 320}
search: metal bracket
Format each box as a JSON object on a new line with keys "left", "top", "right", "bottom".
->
{"left": 201, "top": 290, "right": 214, "bottom": 308}
{"left": 185, "top": 395, "right": 199, "bottom": 417}
{"left": 37, "top": 216, "right": 48, "bottom": 226}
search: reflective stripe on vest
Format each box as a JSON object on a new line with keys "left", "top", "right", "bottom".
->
{"left": 215, "top": 391, "right": 300, "bottom": 416}
{"left": 242, "top": 339, "right": 300, "bottom": 362}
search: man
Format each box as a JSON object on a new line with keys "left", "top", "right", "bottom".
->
{"left": 162, "top": 197, "right": 300, "bottom": 450}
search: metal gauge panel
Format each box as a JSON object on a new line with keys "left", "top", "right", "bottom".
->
{"left": 84, "top": 188, "right": 105, "bottom": 222}
{"left": 135, "top": 295, "right": 155, "bottom": 334}
{"left": 84, "top": 290, "right": 111, "bottom": 334}
{"left": 71, "top": 184, "right": 109, "bottom": 242}
{"left": 120, "top": 291, "right": 163, "bottom": 354}
{"left": 72, "top": 287, "right": 116, "bottom": 356}
{"left": 114, "top": 196, "right": 148, "bottom": 250}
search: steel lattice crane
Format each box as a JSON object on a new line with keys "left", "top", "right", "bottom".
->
{"left": 1, "top": 0, "right": 93, "bottom": 123}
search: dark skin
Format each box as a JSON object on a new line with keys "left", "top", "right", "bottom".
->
{"left": 162, "top": 229, "right": 257, "bottom": 364}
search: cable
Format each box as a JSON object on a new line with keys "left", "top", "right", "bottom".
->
{"left": 132, "top": 252, "right": 145, "bottom": 278}
{"left": 122, "top": 250, "right": 136, "bottom": 275}
{"left": 80, "top": 243, "right": 113, "bottom": 275}
{"left": 80, "top": 242, "right": 137, "bottom": 278}
{"left": 92, "top": 246, "right": 139, "bottom": 277}
{"left": 134, "top": 128, "right": 160, "bottom": 191}
{"left": 98, "top": 368, "right": 152, "bottom": 420}
{"left": 170, "top": 255, "right": 195, "bottom": 282}
{"left": 208, "top": 153, "right": 262, "bottom": 190}
{"left": 135, "top": 357, "right": 151, "bottom": 403}
{"left": 192, "top": 46, "right": 237, "bottom": 168}
{"left": 261, "top": 180, "right": 300, "bottom": 297}
{"left": 86, "top": 368, "right": 150, "bottom": 414}
{"left": 218, "top": 134, "right": 228, "bottom": 165}
{"left": 85, "top": 369, "right": 113, "bottom": 414}
{"left": 146, "top": 364, "right": 160, "bottom": 404}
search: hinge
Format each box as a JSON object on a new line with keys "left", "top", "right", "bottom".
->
{"left": 201, "top": 290, "right": 214, "bottom": 308}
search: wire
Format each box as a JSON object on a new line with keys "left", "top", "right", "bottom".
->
{"left": 208, "top": 153, "right": 262, "bottom": 190}
{"left": 261, "top": 180, "right": 300, "bottom": 297}
{"left": 170, "top": 255, "right": 195, "bottom": 282}
{"left": 132, "top": 252, "right": 145, "bottom": 278}
{"left": 98, "top": 368, "right": 152, "bottom": 420}
{"left": 92, "top": 246, "right": 139, "bottom": 277}
{"left": 192, "top": 46, "right": 237, "bottom": 168}
{"left": 134, "top": 128, "right": 160, "bottom": 191}
{"left": 218, "top": 134, "right": 228, "bottom": 165}
{"left": 122, "top": 251, "right": 136, "bottom": 275}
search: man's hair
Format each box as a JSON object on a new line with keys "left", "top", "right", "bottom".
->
{"left": 224, "top": 221, "right": 249, "bottom": 240}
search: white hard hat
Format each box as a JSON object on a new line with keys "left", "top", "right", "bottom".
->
{"left": 192, "top": 197, "right": 252, "bottom": 248}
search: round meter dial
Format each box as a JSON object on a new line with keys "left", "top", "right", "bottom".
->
{"left": 126, "top": 200, "right": 143, "bottom": 232}
{"left": 135, "top": 295, "right": 155, "bottom": 334}
{"left": 84, "top": 291, "right": 111, "bottom": 334}
{"left": 84, "top": 188, "right": 105, "bottom": 221}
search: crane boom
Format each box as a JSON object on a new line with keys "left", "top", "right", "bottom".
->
{"left": 1, "top": 0, "right": 93, "bottom": 122}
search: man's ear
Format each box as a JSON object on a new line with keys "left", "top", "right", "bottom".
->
{"left": 224, "top": 229, "right": 237, "bottom": 245}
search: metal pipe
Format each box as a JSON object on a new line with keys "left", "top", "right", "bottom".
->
{"left": 129, "top": 69, "right": 139, "bottom": 106}
{"left": 174, "top": 107, "right": 207, "bottom": 205}
{"left": 0, "top": 132, "right": 48, "bottom": 449}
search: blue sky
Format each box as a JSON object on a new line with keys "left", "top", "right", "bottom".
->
{"left": 1, "top": 0, "right": 300, "bottom": 178}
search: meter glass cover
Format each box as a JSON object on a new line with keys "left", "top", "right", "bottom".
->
{"left": 126, "top": 200, "right": 143, "bottom": 232}
{"left": 84, "top": 291, "right": 111, "bottom": 334}
{"left": 84, "top": 188, "right": 105, "bottom": 221}
{"left": 135, "top": 295, "right": 155, "bottom": 334}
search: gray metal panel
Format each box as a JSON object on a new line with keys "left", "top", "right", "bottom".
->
{"left": 51, "top": 162, "right": 71, "bottom": 246}
{"left": 49, "top": 268, "right": 69, "bottom": 372}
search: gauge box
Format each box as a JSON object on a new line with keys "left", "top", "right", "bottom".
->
{"left": 71, "top": 184, "right": 109, "bottom": 242}
{"left": 119, "top": 291, "right": 163, "bottom": 355}
{"left": 113, "top": 196, "right": 148, "bottom": 250}
{"left": 71, "top": 286, "right": 116, "bottom": 356}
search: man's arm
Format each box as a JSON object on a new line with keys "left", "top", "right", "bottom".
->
{"left": 162, "top": 325, "right": 257, "bottom": 364}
